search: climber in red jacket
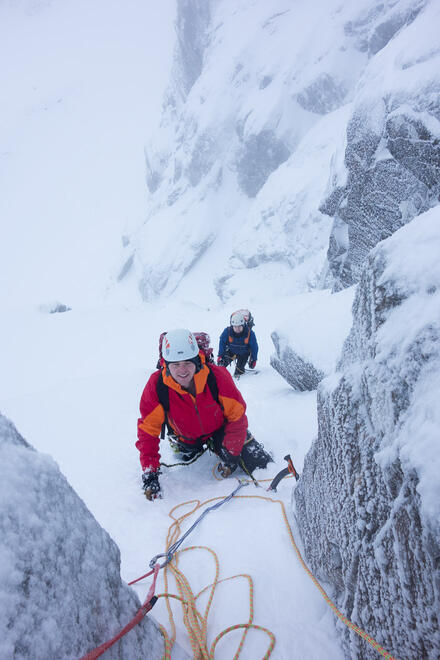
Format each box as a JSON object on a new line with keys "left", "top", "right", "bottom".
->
{"left": 136, "top": 328, "right": 272, "bottom": 500}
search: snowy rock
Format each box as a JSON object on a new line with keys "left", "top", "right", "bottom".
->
{"left": 321, "top": 0, "right": 440, "bottom": 290}
{"left": 270, "top": 287, "right": 355, "bottom": 391}
{"left": 0, "top": 413, "right": 165, "bottom": 659}
{"left": 125, "top": 0, "right": 377, "bottom": 302}
{"left": 236, "top": 129, "right": 290, "bottom": 198}
{"left": 123, "top": 0, "right": 440, "bottom": 305}
{"left": 294, "top": 207, "right": 440, "bottom": 659}
{"left": 270, "top": 332, "right": 324, "bottom": 391}
{"left": 296, "top": 73, "right": 348, "bottom": 115}
{"left": 38, "top": 302, "right": 72, "bottom": 314}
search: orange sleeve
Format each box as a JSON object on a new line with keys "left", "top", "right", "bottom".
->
{"left": 136, "top": 372, "right": 165, "bottom": 471}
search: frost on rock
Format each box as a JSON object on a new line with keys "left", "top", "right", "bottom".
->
{"left": 0, "top": 413, "right": 165, "bottom": 660}
{"left": 296, "top": 73, "right": 348, "bottom": 115}
{"left": 269, "top": 287, "right": 355, "bottom": 392}
{"left": 124, "top": 0, "right": 440, "bottom": 303}
{"left": 321, "top": 0, "right": 440, "bottom": 291}
{"left": 294, "top": 208, "right": 440, "bottom": 659}
{"left": 270, "top": 331, "right": 324, "bottom": 391}
{"left": 343, "top": 0, "right": 425, "bottom": 56}
{"left": 236, "top": 130, "right": 290, "bottom": 198}
{"left": 125, "top": 0, "right": 374, "bottom": 301}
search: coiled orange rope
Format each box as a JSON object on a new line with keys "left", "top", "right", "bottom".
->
{"left": 155, "top": 497, "right": 275, "bottom": 659}
{"left": 153, "top": 476, "right": 397, "bottom": 660}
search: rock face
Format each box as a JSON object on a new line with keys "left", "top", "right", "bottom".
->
{"left": 294, "top": 209, "right": 440, "bottom": 659}
{"left": 0, "top": 413, "right": 165, "bottom": 660}
{"left": 321, "top": 0, "right": 440, "bottom": 291}
{"left": 270, "top": 331, "right": 324, "bottom": 391}
{"left": 124, "top": 0, "right": 375, "bottom": 302}
{"left": 269, "top": 287, "right": 356, "bottom": 392}
{"left": 120, "top": 0, "right": 440, "bottom": 306}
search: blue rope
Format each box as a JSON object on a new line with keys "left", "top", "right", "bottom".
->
{"left": 149, "top": 479, "right": 248, "bottom": 568}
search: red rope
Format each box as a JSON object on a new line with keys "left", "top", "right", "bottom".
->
{"left": 79, "top": 564, "right": 160, "bottom": 660}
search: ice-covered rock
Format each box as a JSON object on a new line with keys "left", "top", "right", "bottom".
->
{"left": 0, "top": 413, "right": 166, "bottom": 659}
{"left": 124, "top": 0, "right": 378, "bottom": 302}
{"left": 119, "top": 0, "right": 440, "bottom": 306}
{"left": 321, "top": 0, "right": 440, "bottom": 290}
{"left": 270, "top": 287, "right": 355, "bottom": 391}
{"left": 294, "top": 207, "right": 440, "bottom": 659}
{"left": 270, "top": 331, "right": 324, "bottom": 391}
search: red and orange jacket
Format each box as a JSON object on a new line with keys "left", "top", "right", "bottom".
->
{"left": 136, "top": 361, "right": 248, "bottom": 471}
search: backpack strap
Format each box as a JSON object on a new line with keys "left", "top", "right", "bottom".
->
{"left": 156, "top": 370, "right": 170, "bottom": 439}
{"left": 206, "top": 368, "right": 220, "bottom": 406}
{"left": 156, "top": 367, "right": 221, "bottom": 439}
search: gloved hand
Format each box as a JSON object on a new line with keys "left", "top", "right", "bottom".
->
{"left": 216, "top": 446, "right": 239, "bottom": 478}
{"left": 248, "top": 359, "right": 257, "bottom": 369}
{"left": 217, "top": 356, "right": 224, "bottom": 366}
{"left": 142, "top": 469, "right": 161, "bottom": 500}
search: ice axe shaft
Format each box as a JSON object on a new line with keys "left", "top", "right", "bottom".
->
{"left": 267, "top": 454, "right": 299, "bottom": 492}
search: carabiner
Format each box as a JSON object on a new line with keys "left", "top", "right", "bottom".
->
{"left": 149, "top": 551, "right": 173, "bottom": 569}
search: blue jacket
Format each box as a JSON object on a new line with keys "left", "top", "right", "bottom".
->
{"left": 219, "top": 325, "right": 258, "bottom": 360}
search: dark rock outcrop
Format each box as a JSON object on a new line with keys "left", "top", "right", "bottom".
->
{"left": 236, "top": 130, "right": 290, "bottom": 198}
{"left": 296, "top": 73, "right": 348, "bottom": 115}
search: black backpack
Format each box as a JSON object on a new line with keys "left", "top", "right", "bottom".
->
{"left": 156, "top": 368, "right": 220, "bottom": 439}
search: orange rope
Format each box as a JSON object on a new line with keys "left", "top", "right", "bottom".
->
{"left": 154, "top": 496, "right": 275, "bottom": 659}
{"left": 150, "top": 483, "right": 397, "bottom": 660}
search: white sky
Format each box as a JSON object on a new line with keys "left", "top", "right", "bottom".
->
{"left": 0, "top": 0, "right": 176, "bottom": 309}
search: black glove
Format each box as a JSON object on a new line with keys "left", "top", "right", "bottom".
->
{"left": 142, "top": 470, "right": 161, "bottom": 500}
{"left": 216, "top": 446, "right": 239, "bottom": 478}
{"left": 248, "top": 359, "right": 256, "bottom": 369}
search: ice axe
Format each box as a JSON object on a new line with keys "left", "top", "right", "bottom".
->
{"left": 267, "top": 454, "right": 300, "bottom": 492}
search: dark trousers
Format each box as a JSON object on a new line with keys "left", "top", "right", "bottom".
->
{"left": 222, "top": 349, "right": 249, "bottom": 374}
{"left": 169, "top": 429, "right": 270, "bottom": 474}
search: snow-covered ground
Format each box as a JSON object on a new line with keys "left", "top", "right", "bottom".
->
{"left": 0, "top": 300, "right": 346, "bottom": 658}
{"left": 4, "top": 0, "right": 437, "bottom": 657}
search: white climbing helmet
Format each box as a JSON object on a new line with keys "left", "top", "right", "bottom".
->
{"left": 161, "top": 329, "right": 199, "bottom": 362}
{"left": 230, "top": 311, "right": 245, "bottom": 327}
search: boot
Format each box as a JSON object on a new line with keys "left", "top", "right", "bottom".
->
{"left": 234, "top": 354, "right": 247, "bottom": 377}
{"left": 239, "top": 434, "right": 273, "bottom": 474}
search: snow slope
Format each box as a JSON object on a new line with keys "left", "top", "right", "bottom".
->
{"left": 0, "top": 303, "right": 346, "bottom": 659}
{"left": 1, "top": 0, "right": 438, "bottom": 658}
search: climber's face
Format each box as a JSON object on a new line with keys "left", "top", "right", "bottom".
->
{"left": 168, "top": 360, "right": 196, "bottom": 388}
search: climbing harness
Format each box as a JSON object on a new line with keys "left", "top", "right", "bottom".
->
{"left": 160, "top": 446, "right": 208, "bottom": 468}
